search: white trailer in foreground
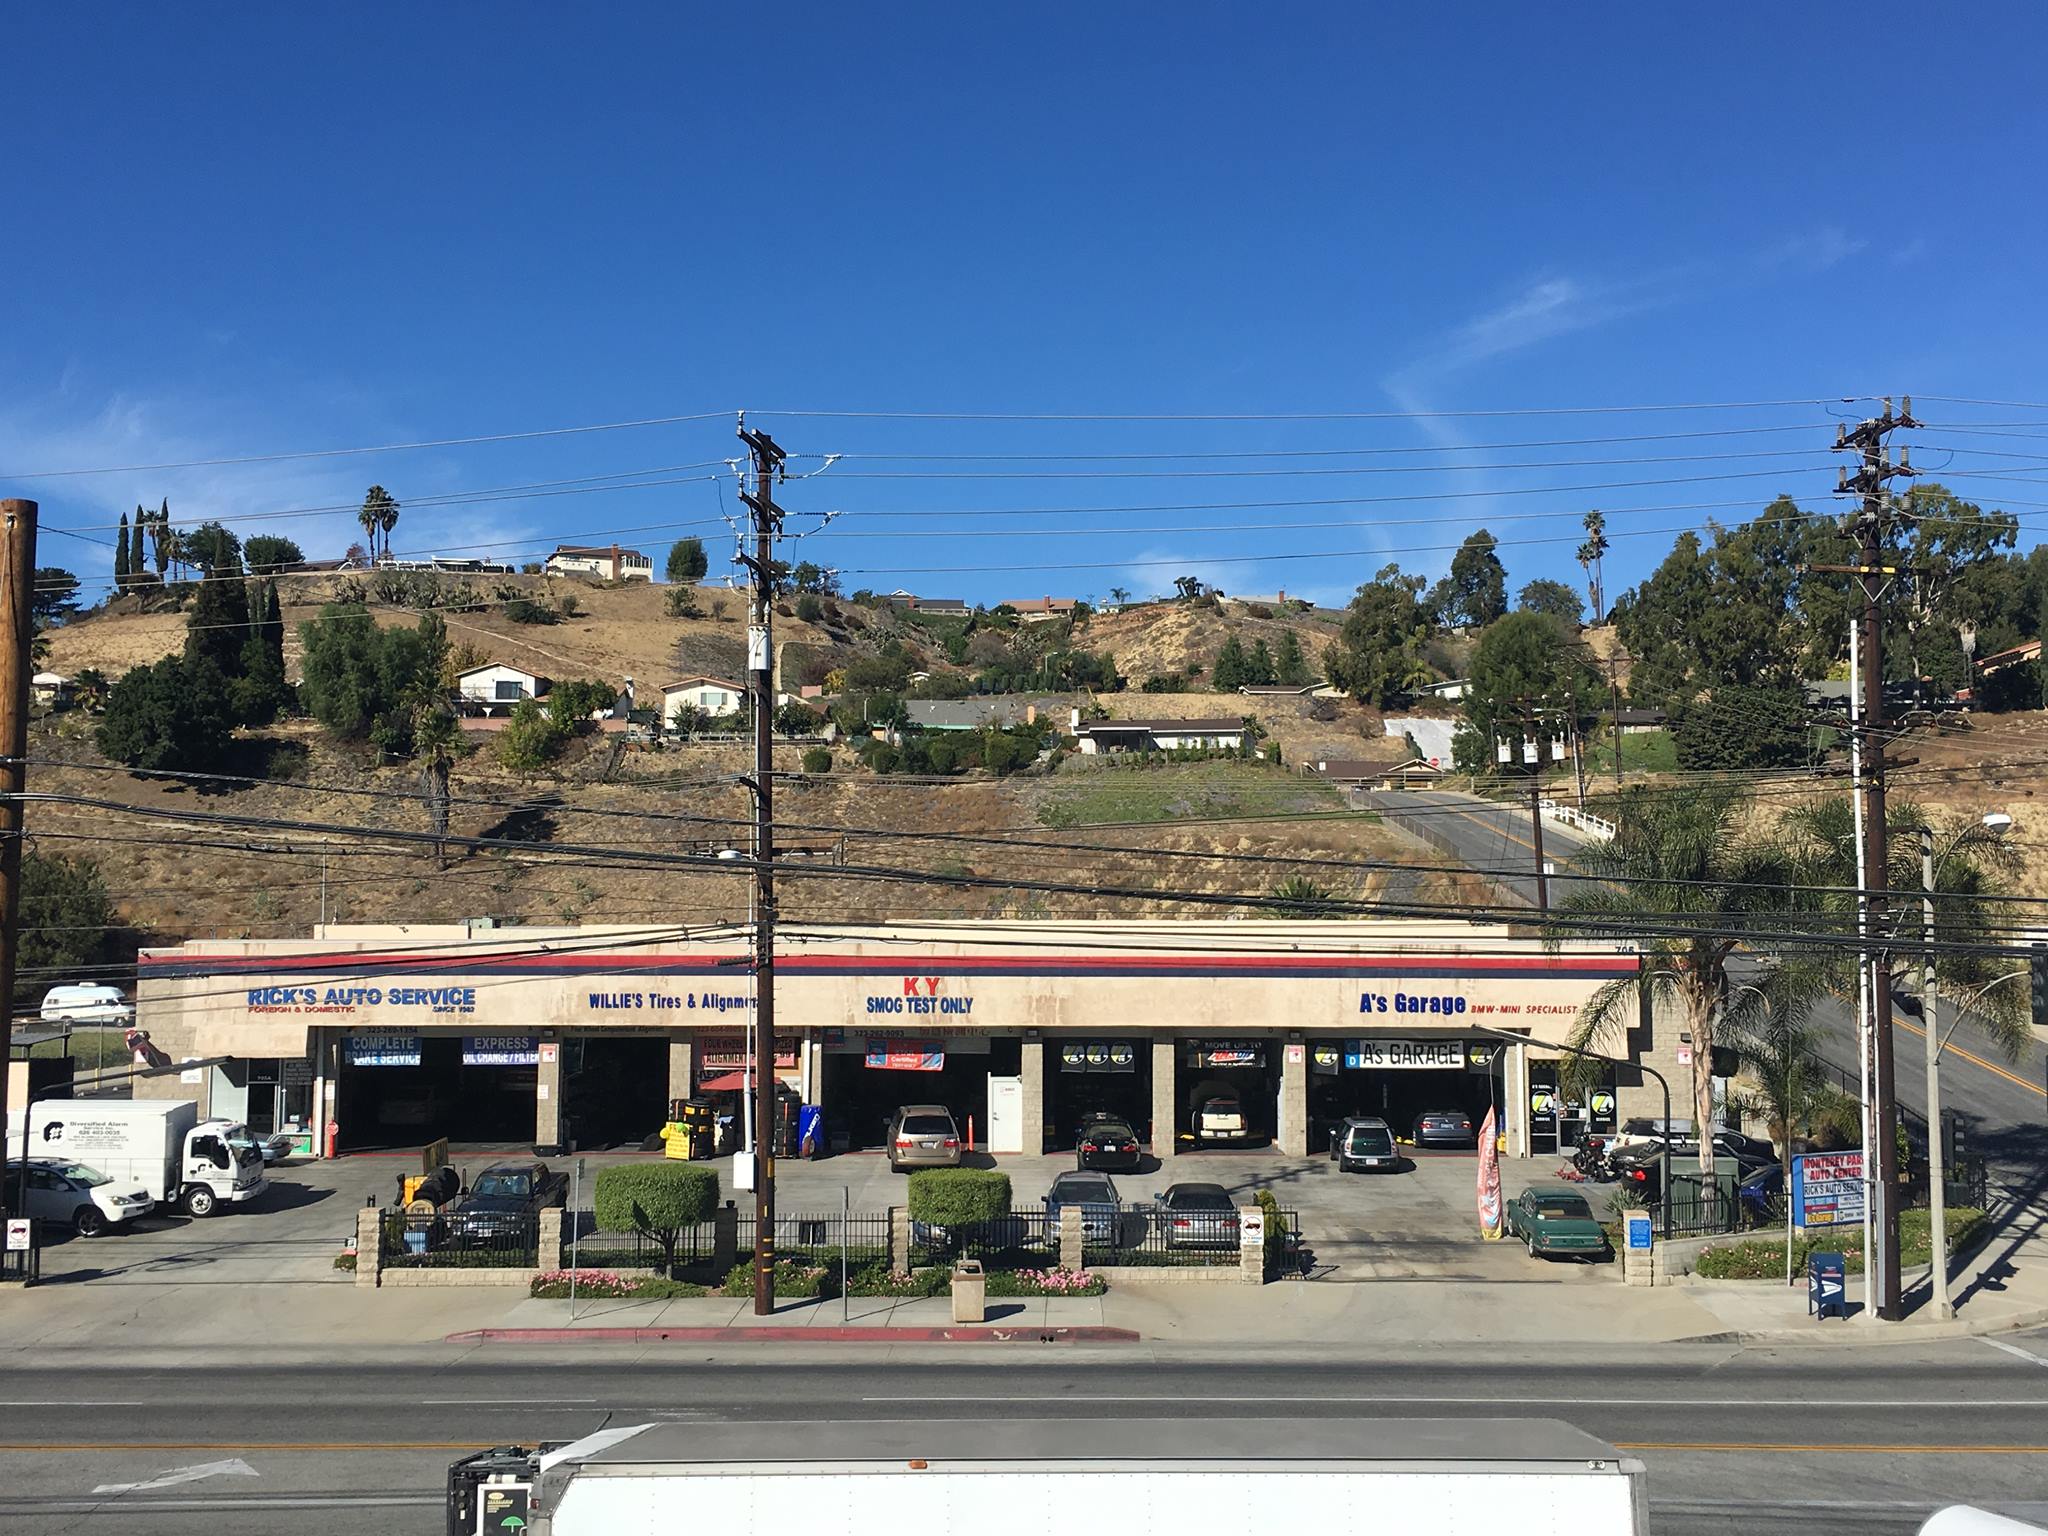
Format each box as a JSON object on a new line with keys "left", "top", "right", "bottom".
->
{"left": 448, "top": 1417, "right": 1650, "bottom": 1536}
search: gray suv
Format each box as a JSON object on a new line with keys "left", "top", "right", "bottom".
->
{"left": 886, "top": 1105, "right": 962, "bottom": 1172}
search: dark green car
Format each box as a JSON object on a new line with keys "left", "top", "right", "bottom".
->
{"left": 1505, "top": 1185, "right": 1610, "bottom": 1260}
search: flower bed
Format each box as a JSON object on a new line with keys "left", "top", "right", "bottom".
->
{"left": 529, "top": 1268, "right": 708, "bottom": 1300}
{"left": 711, "top": 1262, "right": 1109, "bottom": 1298}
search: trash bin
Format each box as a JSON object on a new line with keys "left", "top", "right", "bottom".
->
{"left": 951, "top": 1258, "right": 986, "bottom": 1323}
{"left": 1808, "top": 1251, "right": 1846, "bottom": 1320}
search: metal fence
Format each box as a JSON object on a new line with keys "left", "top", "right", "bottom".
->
{"left": 744, "top": 1210, "right": 893, "bottom": 1271}
{"left": 379, "top": 1207, "right": 540, "bottom": 1269}
{"left": 910, "top": 1207, "right": 1053, "bottom": 1269}
{"left": 0, "top": 1236, "right": 37, "bottom": 1284}
{"left": 1085, "top": 1204, "right": 1245, "bottom": 1268}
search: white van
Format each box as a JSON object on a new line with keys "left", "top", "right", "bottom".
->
{"left": 38, "top": 984, "right": 132, "bottom": 1025}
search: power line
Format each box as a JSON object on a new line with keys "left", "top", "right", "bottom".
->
{"left": 749, "top": 398, "right": 1871, "bottom": 422}
{"left": 1, "top": 412, "right": 739, "bottom": 480}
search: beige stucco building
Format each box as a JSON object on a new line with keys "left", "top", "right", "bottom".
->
{"left": 132, "top": 920, "right": 1680, "bottom": 1160}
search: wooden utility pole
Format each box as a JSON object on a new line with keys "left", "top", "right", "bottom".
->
{"left": 1834, "top": 396, "right": 1917, "bottom": 1321}
{"left": 1527, "top": 766, "right": 1549, "bottom": 912}
{"left": 737, "top": 420, "right": 786, "bottom": 1317}
{"left": 0, "top": 500, "right": 38, "bottom": 1233}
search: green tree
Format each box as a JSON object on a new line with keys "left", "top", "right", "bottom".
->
{"left": 496, "top": 697, "right": 569, "bottom": 771}
{"left": 1212, "top": 635, "right": 1249, "bottom": 690}
{"left": 906, "top": 1167, "right": 1010, "bottom": 1225}
{"left": 114, "top": 512, "right": 132, "bottom": 590}
{"left": 17, "top": 853, "right": 117, "bottom": 1006}
{"left": 666, "top": 537, "right": 709, "bottom": 583}
{"left": 1576, "top": 510, "right": 1609, "bottom": 621}
{"left": 1549, "top": 783, "right": 1822, "bottom": 1175}
{"left": 775, "top": 700, "right": 821, "bottom": 735}
{"left": 182, "top": 522, "right": 243, "bottom": 574}
{"left": 96, "top": 656, "right": 234, "bottom": 772}
{"left": 593, "top": 1163, "right": 718, "bottom": 1277}
{"left": 1247, "top": 637, "right": 1276, "bottom": 686}
{"left": 244, "top": 535, "right": 304, "bottom": 574}
{"left": 1443, "top": 529, "right": 1508, "bottom": 628}
{"left": 800, "top": 746, "right": 832, "bottom": 774}
{"left": 1323, "top": 564, "right": 1436, "bottom": 708}
{"left": 1668, "top": 682, "right": 1816, "bottom": 771}
{"left": 233, "top": 580, "right": 290, "bottom": 725}
{"left": 1463, "top": 612, "right": 1598, "bottom": 766}
{"left": 1518, "top": 578, "right": 1584, "bottom": 625}
{"left": 129, "top": 513, "right": 148, "bottom": 585}
{"left": 1273, "top": 629, "right": 1311, "bottom": 686}
{"left": 32, "top": 568, "right": 81, "bottom": 625}
{"left": 148, "top": 505, "right": 172, "bottom": 579}
{"left": 184, "top": 558, "right": 252, "bottom": 681}
{"left": 298, "top": 604, "right": 439, "bottom": 751}
{"left": 790, "top": 561, "right": 838, "bottom": 595}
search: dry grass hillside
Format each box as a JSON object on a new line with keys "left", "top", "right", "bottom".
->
{"left": 1086, "top": 598, "right": 1342, "bottom": 684}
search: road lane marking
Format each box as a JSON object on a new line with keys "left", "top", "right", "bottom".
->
{"left": 1617, "top": 1442, "right": 2048, "bottom": 1454}
{"left": 420, "top": 1397, "right": 598, "bottom": 1405}
{"left": 0, "top": 1441, "right": 496, "bottom": 1453}
{"left": 0, "top": 1401, "right": 144, "bottom": 1407}
{"left": 869, "top": 1394, "right": 2048, "bottom": 1408}
{"left": 1894, "top": 1014, "right": 2047, "bottom": 1099}
{"left": 93, "top": 1458, "right": 257, "bottom": 1495}
{"left": 1983, "top": 1337, "right": 2048, "bottom": 1368}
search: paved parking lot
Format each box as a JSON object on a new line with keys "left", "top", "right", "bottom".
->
{"left": 26, "top": 1142, "right": 1610, "bottom": 1286}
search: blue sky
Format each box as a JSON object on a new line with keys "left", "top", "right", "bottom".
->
{"left": 5, "top": 5, "right": 2045, "bottom": 610}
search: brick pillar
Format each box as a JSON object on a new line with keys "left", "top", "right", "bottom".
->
{"left": 1021, "top": 1037, "right": 1045, "bottom": 1154}
{"left": 1278, "top": 1043, "right": 1307, "bottom": 1157}
{"left": 535, "top": 1042, "right": 562, "bottom": 1150}
{"left": 538, "top": 1207, "right": 564, "bottom": 1272}
{"left": 1151, "top": 1036, "right": 1177, "bottom": 1158}
{"left": 667, "top": 1034, "right": 693, "bottom": 1108}
{"left": 1506, "top": 1045, "right": 1530, "bottom": 1159}
{"left": 889, "top": 1206, "right": 912, "bottom": 1273}
{"left": 1059, "top": 1205, "right": 1084, "bottom": 1272}
{"left": 355, "top": 1205, "right": 383, "bottom": 1289}
{"left": 1238, "top": 1205, "right": 1265, "bottom": 1285}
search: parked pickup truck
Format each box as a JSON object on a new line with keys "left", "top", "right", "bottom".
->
{"left": 449, "top": 1418, "right": 1651, "bottom": 1536}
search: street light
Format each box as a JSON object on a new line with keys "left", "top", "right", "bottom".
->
{"left": 1916, "top": 810, "right": 2014, "bottom": 1321}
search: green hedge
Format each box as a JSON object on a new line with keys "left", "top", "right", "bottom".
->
{"left": 907, "top": 1168, "right": 1012, "bottom": 1226}
{"left": 593, "top": 1164, "right": 718, "bottom": 1273}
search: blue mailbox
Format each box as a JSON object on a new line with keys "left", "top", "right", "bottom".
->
{"left": 1808, "top": 1251, "right": 1847, "bottom": 1320}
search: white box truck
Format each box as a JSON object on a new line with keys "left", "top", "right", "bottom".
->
{"left": 7, "top": 1098, "right": 267, "bottom": 1218}
{"left": 447, "top": 1417, "right": 1650, "bottom": 1536}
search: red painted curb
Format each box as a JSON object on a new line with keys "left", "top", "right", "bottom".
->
{"left": 446, "top": 1325, "right": 1139, "bottom": 1344}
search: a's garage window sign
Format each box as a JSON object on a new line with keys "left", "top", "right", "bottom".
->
{"left": 1343, "top": 1038, "right": 1465, "bottom": 1070}
{"left": 1058, "top": 1041, "right": 1137, "bottom": 1074}
{"left": 1188, "top": 1042, "right": 1265, "bottom": 1068}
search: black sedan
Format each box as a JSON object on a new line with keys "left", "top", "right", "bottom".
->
{"left": 1411, "top": 1109, "right": 1477, "bottom": 1149}
{"left": 446, "top": 1160, "right": 568, "bottom": 1248}
{"left": 1076, "top": 1114, "right": 1143, "bottom": 1172}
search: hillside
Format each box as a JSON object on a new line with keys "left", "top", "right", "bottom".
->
{"left": 28, "top": 578, "right": 1455, "bottom": 947}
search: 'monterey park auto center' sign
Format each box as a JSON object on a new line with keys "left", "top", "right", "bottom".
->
{"left": 1792, "top": 1150, "right": 1867, "bottom": 1229}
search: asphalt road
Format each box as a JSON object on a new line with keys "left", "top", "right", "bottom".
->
{"left": 3, "top": 1342, "right": 2046, "bottom": 1533}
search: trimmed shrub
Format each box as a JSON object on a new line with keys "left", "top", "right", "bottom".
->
{"left": 907, "top": 1167, "right": 1011, "bottom": 1227}
{"left": 593, "top": 1163, "right": 718, "bottom": 1276}
{"left": 800, "top": 746, "right": 832, "bottom": 774}
{"left": 719, "top": 1258, "right": 829, "bottom": 1297}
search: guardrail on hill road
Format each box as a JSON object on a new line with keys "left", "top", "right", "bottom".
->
{"left": 1538, "top": 799, "right": 1615, "bottom": 843}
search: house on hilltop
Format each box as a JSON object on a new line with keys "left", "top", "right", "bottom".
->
{"left": 1071, "top": 716, "right": 1249, "bottom": 754}
{"left": 661, "top": 675, "right": 745, "bottom": 727}
{"left": 882, "top": 590, "right": 970, "bottom": 617}
{"left": 1002, "top": 596, "right": 1080, "bottom": 624}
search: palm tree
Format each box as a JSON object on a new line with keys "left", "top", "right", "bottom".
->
{"left": 360, "top": 485, "right": 398, "bottom": 562}
{"left": 1108, "top": 586, "right": 1130, "bottom": 607}
{"left": 1548, "top": 782, "right": 1822, "bottom": 1174}
{"left": 1785, "top": 794, "right": 2030, "bottom": 1056}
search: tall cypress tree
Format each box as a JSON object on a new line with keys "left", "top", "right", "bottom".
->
{"left": 129, "top": 511, "right": 147, "bottom": 582}
{"left": 233, "top": 578, "right": 288, "bottom": 725}
{"left": 115, "top": 512, "right": 132, "bottom": 589}
{"left": 185, "top": 554, "right": 250, "bottom": 677}
{"left": 150, "top": 505, "right": 171, "bottom": 579}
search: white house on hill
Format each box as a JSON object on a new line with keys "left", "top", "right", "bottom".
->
{"left": 456, "top": 663, "right": 549, "bottom": 715}
{"left": 544, "top": 544, "right": 653, "bottom": 581}
{"left": 661, "top": 675, "right": 745, "bottom": 726}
